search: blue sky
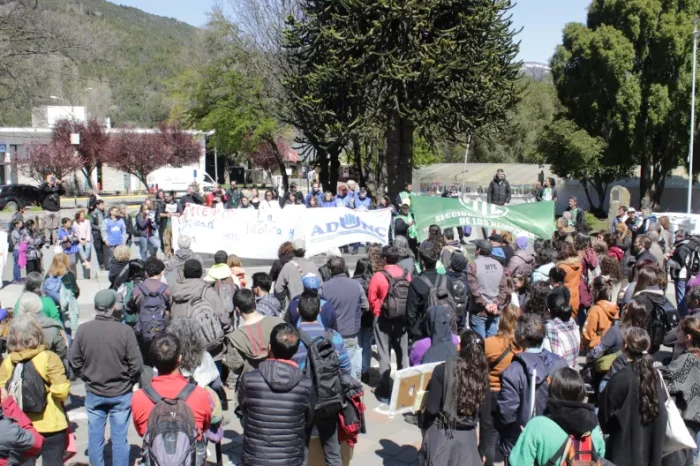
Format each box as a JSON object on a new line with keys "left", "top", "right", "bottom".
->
{"left": 108, "top": 0, "right": 590, "bottom": 63}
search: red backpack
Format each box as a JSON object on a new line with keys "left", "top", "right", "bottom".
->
{"left": 546, "top": 434, "right": 602, "bottom": 466}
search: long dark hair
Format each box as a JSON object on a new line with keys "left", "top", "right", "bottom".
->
{"left": 591, "top": 275, "right": 611, "bottom": 302}
{"left": 353, "top": 258, "right": 373, "bottom": 284}
{"left": 633, "top": 268, "right": 658, "bottom": 294}
{"left": 549, "top": 368, "right": 586, "bottom": 402}
{"left": 621, "top": 300, "right": 647, "bottom": 329}
{"left": 622, "top": 327, "right": 660, "bottom": 424}
{"left": 522, "top": 281, "right": 552, "bottom": 320}
{"left": 546, "top": 289, "right": 573, "bottom": 321}
{"left": 454, "top": 329, "right": 489, "bottom": 416}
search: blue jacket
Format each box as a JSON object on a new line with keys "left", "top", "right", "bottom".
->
{"left": 57, "top": 227, "right": 78, "bottom": 255}
{"left": 305, "top": 191, "right": 323, "bottom": 207}
{"left": 285, "top": 295, "right": 338, "bottom": 331}
{"left": 321, "top": 200, "right": 336, "bottom": 208}
{"left": 102, "top": 218, "right": 125, "bottom": 246}
{"left": 293, "top": 322, "right": 351, "bottom": 375}
{"left": 497, "top": 349, "right": 568, "bottom": 454}
{"left": 334, "top": 195, "right": 353, "bottom": 209}
{"left": 354, "top": 196, "right": 372, "bottom": 210}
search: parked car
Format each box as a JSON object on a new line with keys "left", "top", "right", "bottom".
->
{"left": 0, "top": 184, "right": 40, "bottom": 211}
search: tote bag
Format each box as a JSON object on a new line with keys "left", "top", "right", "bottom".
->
{"left": 659, "top": 371, "right": 697, "bottom": 455}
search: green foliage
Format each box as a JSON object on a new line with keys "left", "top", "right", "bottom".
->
{"left": 550, "top": 0, "right": 700, "bottom": 209}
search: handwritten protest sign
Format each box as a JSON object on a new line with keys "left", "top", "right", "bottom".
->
{"left": 171, "top": 205, "right": 392, "bottom": 259}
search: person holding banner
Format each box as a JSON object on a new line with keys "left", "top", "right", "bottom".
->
{"left": 258, "top": 190, "right": 280, "bottom": 210}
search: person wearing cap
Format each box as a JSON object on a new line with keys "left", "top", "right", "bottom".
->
{"left": 319, "top": 256, "right": 369, "bottom": 378}
{"left": 274, "top": 238, "right": 323, "bottom": 308}
{"left": 467, "top": 239, "right": 510, "bottom": 338}
{"left": 446, "top": 252, "right": 469, "bottom": 330}
{"left": 506, "top": 235, "right": 535, "bottom": 277}
{"left": 489, "top": 233, "right": 513, "bottom": 266}
{"left": 69, "top": 289, "right": 143, "bottom": 466}
{"left": 565, "top": 196, "right": 585, "bottom": 231}
{"left": 487, "top": 169, "right": 511, "bottom": 206}
{"left": 284, "top": 273, "right": 339, "bottom": 330}
{"left": 226, "top": 288, "right": 284, "bottom": 376}
{"left": 171, "top": 259, "right": 231, "bottom": 362}
{"left": 406, "top": 243, "right": 457, "bottom": 341}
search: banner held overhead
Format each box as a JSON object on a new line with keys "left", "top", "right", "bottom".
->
{"left": 411, "top": 197, "right": 556, "bottom": 241}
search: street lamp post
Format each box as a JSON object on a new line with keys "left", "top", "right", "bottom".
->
{"left": 688, "top": 19, "right": 699, "bottom": 214}
{"left": 460, "top": 134, "right": 472, "bottom": 194}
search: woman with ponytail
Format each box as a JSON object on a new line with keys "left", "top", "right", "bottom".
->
{"left": 599, "top": 327, "right": 667, "bottom": 466}
{"left": 418, "top": 329, "right": 489, "bottom": 466}
{"left": 662, "top": 317, "right": 700, "bottom": 466}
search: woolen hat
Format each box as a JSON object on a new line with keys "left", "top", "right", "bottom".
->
{"left": 183, "top": 259, "right": 203, "bottom": 279}
{"left": 94, "top": 289, "right": 117, "bottom": 312}
{"left": 450, "top": 253, "right": 468, "bottom": 272}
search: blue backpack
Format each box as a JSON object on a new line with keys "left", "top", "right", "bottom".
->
{"left": 43, "top": 276, "right": 62, "bottom": 305}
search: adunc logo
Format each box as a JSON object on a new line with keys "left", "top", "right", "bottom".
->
{"left": 311, "top": 213, "right": 387, "bottom": 240}
{"left": 459, "top": 197, "right": 509, "bottom": 218}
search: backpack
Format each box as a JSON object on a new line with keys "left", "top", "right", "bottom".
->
{"left": 338, "top": 374, "right": 366, "bottom": 447}
{"left": 298, "top": 329, "right": 345, "bottom": 418}
{"left": 546, "top": 434, "right": 602, "bottom": 466}
{"left": 451, "top": 275, "right": 469, "bottom": 319}
{"left": 214, "top": 277, "right": 236, "bottom": 316}
{"left": 380, "top": 270, "right": 410, "bottom": 320}
{"left": 420, "top": 274, "right": 457, "bottom": 315}
{"left": 641, "top": 294, "right": 679, "bottom": 351}
{"left": 187, "top": 287, "right": 225, "bottom": 352}
{"left": 515, "top": 357, "right": 550, "bottom": 424}
{"left": 43, "top": 276, "right": 62, "bottom": 304}
{"left": 6, "top": 358, "right": 48, "bottom": 414}
{"left": 683, "top": 236, "right": 700, "bottom": 275}
{"left": 143, "top": 383, "right": 198, "bottom": 466}
{"left": 118, "top": 281, "right": 136, "bottom": 325}
{"left": 134, "top": 283, "right": 169, "bottom": 344}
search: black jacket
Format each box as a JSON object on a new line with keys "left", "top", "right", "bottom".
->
{"left": 108, "top": 260, "right": 130, "bottom": 290}
{"left": 486, "top": 175, "right": 511, "bottom": 206}
{"left": 270, "top": 254, "right": 294, "bottom": 282}
{"left": 178, "top": 193, "right": 203, "bottom": 211}
{"left": 90, "top": 209, "right": 105, "bottom": 239}
{"left": 40, "top": 182, "right": 65, "bottom": 212}
{"left": 406, "top": 270, "right": 455, "bottom": 341}
{"left": 238, "top": 359, "right": 314, "bottom": 466}
{"left": 598, "top": 364, "right": 667, "bottom": 466}
{"left": 69, "top": 314, "right": 143, "bottom": 397}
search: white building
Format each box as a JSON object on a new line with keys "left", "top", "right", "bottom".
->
{"left": 0, "top": 106, "right": 209, "bottom": 192}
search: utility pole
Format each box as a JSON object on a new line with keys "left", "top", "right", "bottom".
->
{"left": 460, "top": 134, "right": 472, "bottom": 194}
{"left": 688, "top": 18, "right": 699, "bottom": 214}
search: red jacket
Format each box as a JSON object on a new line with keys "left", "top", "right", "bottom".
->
{"left": 132, "top": 373, "right": 212, "bottom": 438}
{"left": 0, "top": 395, "right": 44, "bottom": 465}
{"left": 368, "top": 264, "right": 412, "bottom": 317}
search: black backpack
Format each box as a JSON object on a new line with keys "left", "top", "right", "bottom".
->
{"left": 381, "top": 270, "right": 410, "bottom": 320}
{"left": 451, "top": 275, "right": 469, "bottom": 319}
{"left": 6, "top": 358, "right": 48, "bottom": 414}
{"left": 134, "top": 282, "right": 170, "bottom": 345}
{"left": 639, "top": 294, "right": 679, "bottom": 351}
{"left": 421, "top": 274, "right": 457, "bottom": 315}
{"left": 299, "top": 329, "right": 344, "bottom": 418}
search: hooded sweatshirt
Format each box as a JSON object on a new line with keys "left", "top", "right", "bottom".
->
{"left": 510, "top": 400, "right": 606, "bottom": 466}
{"left": 506, "top": 248, "right": 535, "bottom": 277}
{"left": 498, "top": 349, "right": 568, "bottom": 453}
{"left": 226, "top": 315, "right": 284, "bottom": 375}
{"left": 255, "top": 294, "right": 282, "bottom": 318}
{"left": 238, "top": 359, "right": 314, "bottom": 466}
{"left": 531, "top": 262, "right": 555, "bottom": 283}
{"left": 420, "top": 306, "right": 458, "bottom": 364}
{"left": 164, "top": 248, "right": 204, "bottom": 286}
{"left": 203, "top": 263, "right": 233, "bottom": 285}
{"left": 582, "top": 300, "right": 619, "bottom": 349}
{"left": 557, "top": 256, "right": 583, "bottom": 315}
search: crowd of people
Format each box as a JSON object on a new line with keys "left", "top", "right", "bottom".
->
{"left": 2, "top": 170, "right": 700, "bottom": 466}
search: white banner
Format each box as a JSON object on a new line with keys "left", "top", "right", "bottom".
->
{"left": 171, "top": 205, "right": 392, "bottom": 259}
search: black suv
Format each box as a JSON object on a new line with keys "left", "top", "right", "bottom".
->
{"left": 0, "top": 184, "right": 40, "bottom": 211}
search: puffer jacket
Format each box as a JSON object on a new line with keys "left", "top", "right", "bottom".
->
{"left": 238, "top": 359, "right": 314, "bottom": 466}
{"left": 506, "top": 249, "right": 535, "bottom": 277}
{"left": 486, "top": 175, "right": 511, "bottom": 206}
{"left": 0, "top": 346, "right": 70, "bottom": 434}
{"left": 557, "top": 256, "right": 583, "bottom": 316}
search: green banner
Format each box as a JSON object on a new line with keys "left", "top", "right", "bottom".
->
{"left": 411, "top": 197, "right": 556, "bottom": 241}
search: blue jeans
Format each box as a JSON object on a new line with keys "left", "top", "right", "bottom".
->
{"left": 676, "top": 279, "right": 688, "bottom": 318}
{"left": 470, "top": 313, "right": 499, "bottom": 339}
{"left": 343, "top": 336, "right": 362, "bottom": 378}
{"left": 359, "top": 327, "right": 374, "bottom": 375}
{"left": 85, "top": 391, "right": 132, "bottom": 466}
{"left": 78, "top": 242, "right": 92, "bottom": 261}
{"left": 12, "top": 249, "right": 20, "bottom": 281}
{"left": 138, "top": 235, "right": 160, "bottom": 261}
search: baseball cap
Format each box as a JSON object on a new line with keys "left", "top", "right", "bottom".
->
{"left": 302, "top": 273, "right": 321, "bottom": 290}
{"left": 627, "top": 207, "right": 637, "bottom": 213}
{"left": 292, "top": 238, "right": 306, "bottom": 251}
{"left": 471, "top": 239, "right": 493, "bottom": 254}
{"left": 94, "top": 289, "right": 117, "bottom": 313}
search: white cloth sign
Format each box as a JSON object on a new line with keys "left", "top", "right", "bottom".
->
{"left": 171, "top": 205, "right": 392, "bottom": 259}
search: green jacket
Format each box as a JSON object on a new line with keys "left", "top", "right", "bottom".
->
{"left": 14, "top": 293, "right": 62, "bottom": 324}
{"left": 395, "top": 213, "right": 417, "bottom": 239}
{"left": 509, "top": 416, "right": 605, "bottom": 466}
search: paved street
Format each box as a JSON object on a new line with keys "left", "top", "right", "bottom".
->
{"left": 0, "top": 244, "right": 422, "bottom": 466}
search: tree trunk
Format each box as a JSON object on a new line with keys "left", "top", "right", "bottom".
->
{"left": 82, "top": 166, "right": 94, "bottom": 190}
{"left": 329, "top": 145, "right": 340, "bottom": 192}
{"left": 639, "top": 155, "right": 651, "bottom": 210}
{"left": 353, "top": 137, "right": 366, "bottom": 188}
{"left": 317, "top": 147, "right": 329, "bottom": 192}
{"left": 267, "top": 137, "right": 289, "bottom": 194}
{"left": 591, "top": 178, "right": 609, "bottom": 217}
{"left": 385, "top": 110, "right": 414, "bottom": 201}
{"left": 650, "top": 162, "right": 666, "bottom": 211}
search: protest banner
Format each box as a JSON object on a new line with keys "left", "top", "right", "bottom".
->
{"left": 171, "top": 205, "right": 392, "bottom": 259}
{"left": 411, "top": 196, "right": 556, "bottom": 241}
